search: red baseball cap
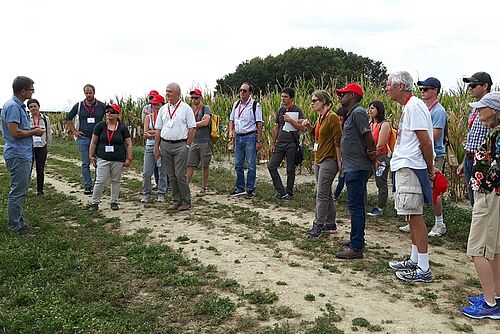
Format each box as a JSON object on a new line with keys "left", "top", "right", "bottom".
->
{"left": 432, "top": 171, "right": 448, "bottom": 204}
{"left": 189, "top": 89, "right": 202, "bottom": 97}
{"left": 336, "top": 83, "right": 364, "bottom": 97}
{"left": 105, "top": 104, "right": 121, "bottom": 114}
{"left": 148, "top": 90, "right": 159, "bottom": 97}
{"left": 151, "top": 95, "right": 165, "bottom": 104}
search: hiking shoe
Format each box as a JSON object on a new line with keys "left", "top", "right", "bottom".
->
{"left": 157, "top": 194, "right": 165, "bottom": 202}
{"left": 336, "top": 248, "right": 364, "bottom": 259}
{"left": 274, "top": 192, "right": 284, "bottom": 198}
{"left": 322, "top": 224, "right": 337, "bottom": 234}
{"left": 308, "top": 223, "right": 323, "bottom": 238}
{"left": 399, "top": 224, "right": 410, "bottom": 233}
{"left": 229, "top": 189, "right": 246, "bottom": 197}
{"left": 395, "top": 267, "right": 432, "bottom": 283}
{"left": 141, "top": 195, "right": 150, "bottom": 203}
{"left": 468, "top": 295, "right": 500, "bottom": 305}
{"left": 178, "top": 203, "right": 192, "bottom": 211}
{"left": 84, "top": 187, "right": 93, "bottom": 195}
{"left": 367, "top": 207, "right": 383, "bottom": 217}
{"left": 168, "top": 202, "right": 182, "bottom": 210}
{"left": 461, "top": 301, "right": 500, "bottom": 319}
{"left": 280, "top": 193, "right": 293, "bottom": 200}
{"left": 389, "top": 258, "right": 418, "bottom": 271}
{"left": 428, "top": 224, "right": 447, "bottom": 237}
{"left": 88, "top": 203, "right": 99, "bottom": 211}
{"left": 110, "top": 203, "right": 119, "bottom": 211}
{"left": 196, "top": 188, "right": 207, "bottom": 197}
{"left": 244, "top": 190, "right": 256, "bottom": 199}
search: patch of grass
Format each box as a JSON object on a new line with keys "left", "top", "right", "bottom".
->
{"left": 270, "top": 306, "right": 300, "bottom": 320}
{"left": 263, "top": 322, "right": 296, "bottom": 334}
{"left": 193, "top": 293, "right": 236, "bottom": 325}
{"left": 352, "top": 318, "right": 370, "bottom": 327}
{"left": 276, "top": 281, "right": 288, "bottom": 286}
{"left": 322, "top": 263, "right": 341, "bottom": 274}
{"left": 175, "top": 235, "right": 190, "bottom": 242}
{"left": 244, "top": 289, "right": 279, "bottom": 305}
{"left": 304, "top": 294, "right": 316, "bottom": 302}
{"left": 451, "top": 322, "right": 473, "bottom": 332}
{"left": 419, "top": 290, "right": 438, "bottom": 301}
{"left": 306, "top": 303, "right": 343, "bottom": 334}
{"left": 256, "top": 305, "right": 270, "bottom": 321}
{"left": 465, "top": 277, "right": 481, "bottom": 288}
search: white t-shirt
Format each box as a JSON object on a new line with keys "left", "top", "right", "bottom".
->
{"left": 155, "top": 101, "right": 196, "bottom": 140}
{"left": 391, "top": 96, "right": 434, "bottom": 171}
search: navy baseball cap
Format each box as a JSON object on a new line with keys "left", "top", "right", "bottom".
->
{"left": 417, "top": 77, "right": 441, "bottom": 90}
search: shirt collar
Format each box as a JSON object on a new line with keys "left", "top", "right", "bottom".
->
{"left": 12, "top": 95, "right": 25, "bottom": 108}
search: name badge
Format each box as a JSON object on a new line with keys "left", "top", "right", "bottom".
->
{"left": 33, "top": 136, "right": 43, "bottom": 143}
{"left": 105, "top": 145, "right": 114, "bottom": 153}
{"left": 313, "top": 142, "right": 318, "bottom": 152}
{"left": 87, "top": 117, "right": 95, "bottom": 124}
{"left": 166, "top": 119, "right": 174, "bottom": 128}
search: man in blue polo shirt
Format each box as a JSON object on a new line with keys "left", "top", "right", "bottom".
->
{"left": 64, "top": 84, "right": 106, "bottom": 194}
{"left": 2, "top": 76, "right": 45, "bottom": 235}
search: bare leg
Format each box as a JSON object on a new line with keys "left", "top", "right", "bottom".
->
{"left": 202, "top": 166, "right": 209, "bottom": 189}
{"left": 409, "top": 214, "right": 428, "bottom": 253}
{"left": 473, "top": 256, "right": 497, "bottom": 304}
{"left": 187, "top": 166, "right": 194, "bottom": 184}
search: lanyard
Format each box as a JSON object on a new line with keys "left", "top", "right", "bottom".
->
{"left": 194, "top": 104, "right": 203, "bottom": 119}
{"left": 237, "top": 99, "right": 251, "bottom": 118}
{"left": 428, "top": 100, "right": 439, "bottom": 112}
{"left": 403, "top": 94, "right": 412, "bottom": 106}
{"left": 106, "top": 122, "right": 118, "bottom": 145}
{"left": 168, "top": 100, "right": 181, "bottom": 118}
{"left": 468, "top": 109, "right": 479, "bottom": 129}
{"left": 152, "top": 111, "right": 157, "bottom": 126}
{"left": 315, "top": 111, "right": 329, "bottom": 142}
{"left": 33, "top": 114, "right": 41, "bottom": 127}
{"left": 83, "top": 100, "right": 98, "bottom": 117}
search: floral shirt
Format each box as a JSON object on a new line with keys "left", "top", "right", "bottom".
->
{"left": 471, "top": 126, "right": 500, "bottom": 195}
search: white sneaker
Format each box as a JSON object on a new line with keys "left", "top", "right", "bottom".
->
{"left": 157, "top": 194, "right": 165, "bottom": 202}
{"left": 428, "top": 224, "right": 447, "bottom": 237}
{"left": 140, "top": 195, "right": 150, "bottom": 203}
{"left": 399, "top": 224, "right": 410, "bottom": 233}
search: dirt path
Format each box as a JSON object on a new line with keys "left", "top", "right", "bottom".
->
{"left": 40, "top": 154, "right": 499, "bottom": 333}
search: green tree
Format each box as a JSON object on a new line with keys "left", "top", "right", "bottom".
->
{"left": 215, "top": 46, "right": 387, "bottom": 95}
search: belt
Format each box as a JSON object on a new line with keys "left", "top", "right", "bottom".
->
{"left": 236, "top": 130, "right": 256, "bottom": 137}
{"left": 83, "top": 132, "right": 93, "bottom": 138}
{"left": 466, "top": 152, "right": 475, "bottom": 158}
{"left": 161, "top": 138, "right": 187, "bottom": 144}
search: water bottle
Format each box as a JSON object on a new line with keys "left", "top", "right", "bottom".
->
{"left": 156, "top": 158, "right": 161, "bottom": 167}
{"left": 375, "top": 161, "right": 386, "bottom": 177}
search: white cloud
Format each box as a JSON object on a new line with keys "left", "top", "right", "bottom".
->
{"left": 1, "top": 0, "right": 499, "bottom": 110}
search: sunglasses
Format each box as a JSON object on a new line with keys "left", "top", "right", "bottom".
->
{"left": 191, "top": 96, "right": 201, "bottom": 100}
{"left": 106, "top": 110, "right": 119, "bottom": 114}
{"left": 419, "top": 87, "right": 435, "bottom": 92}
{"left": 469, "top": 83, "right": 482, "bottom": 89}
{"left": 239, "top": 89, "right": 248, "bottom": 93}
{"left": 311, "top": 98, "right": 321, "bottom": 103}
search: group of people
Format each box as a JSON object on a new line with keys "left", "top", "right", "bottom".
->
{"left": 2, "top": 70, "right": 499, "bottom": 320}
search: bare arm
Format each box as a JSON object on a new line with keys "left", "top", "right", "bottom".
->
{"left": 256, "top": 121, "right": 263, "bottom": 151}
{"left": 416, "top": 129, "right": 435, "bottom": 178}
{"left": 376, "top": 122, "right": 391, "bottom": 153}
{"left": 187, "top": 128, "right": 195, "bottom": 147}
{"left": 124, "top": 137, "right": 133, "bottom": 167}
{"left": 433, "top": 128, "right": 443, "bottom": 143}
{"left": 196, "top": 115, "right": 211, "bottom": 128}
{"left": 363, "top": 131, "right": 377, "bottom": 160}
{"left": 154, "top": 129, "right": 161, "bottom": 160}
{"left": 229, "top": 120, "right": 235, "bottom": 139}
{"left": 65, "top": 120, "right": 84, "bottom": 137}
{"left": 7, "top": 123, "right": 45, "bottom": 139}
{"left": 283, "top": 114, "right": 305, "bottom": 131}
{"left": 89, "top": 134, "right": 98, "bottom": 167}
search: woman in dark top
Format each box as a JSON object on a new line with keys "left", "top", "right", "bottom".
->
{"left": 88, "top": 104, "right": 132, "bottom": 211}
{"left": 28, "top": 98, "right": 52, "bottom": 195}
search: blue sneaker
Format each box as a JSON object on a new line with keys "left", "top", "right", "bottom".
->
{"left": 395, "top": 267, "right": 432, "bottom": 283}
{"left": 461, "top": 301, "right": 500, "bottom": 319}
{"left": 322, "top": 224, "right": 337, "bottom": 234}
{"left": 468, "top": 295, "right": 500, "bottom": 305}
{"left": 308, "top": 223, "right": 323, "bottom": 238}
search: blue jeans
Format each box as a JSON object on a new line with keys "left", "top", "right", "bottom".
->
{"left": 234, "top": 133, "right": 257, "bottom": 192}
{"left": 345, "top": 170, "right": 370, "bottom": 251}
{"left": 333, "top": 174, "right": 345, "bottom": 200}
{"left": 5, "top": 158, "right": 32, "bottom": 231}
{"left": 77, "top": 137, "right": 93, "bottom": 188}
{"left": 143, "top": 145, "right": 168, "bottom": 195}
{"left": 464, "top": 156, "right": 474, "bottom": 206}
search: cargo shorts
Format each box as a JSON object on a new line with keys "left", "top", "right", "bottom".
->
{"left": 394, "top": 168, "right": 424, "bottom": 216}
{"left": 467, "top": 191, "right": 500, "bottom": 260}
{"left": 187, "top": 142, "right": 212, "bottom": 167}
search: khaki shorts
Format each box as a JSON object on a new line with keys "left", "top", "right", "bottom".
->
{"left": 394, "top": 168, "right": 424, "bottom": 216}
{"left": 187, "top": 142, "right": 212, "bottom": 167}
{"left": 434, "top": 156, "right": 445, "bottom": 172}
{"left": 467, "top": 191, "right": 500, "bottom": 260}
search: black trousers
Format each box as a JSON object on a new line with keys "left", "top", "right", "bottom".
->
{"left": 32, "top": 145, "right": 48, "bottom": 193}
{"left": 267, "top": 142, "right": 297, "bottom": 196}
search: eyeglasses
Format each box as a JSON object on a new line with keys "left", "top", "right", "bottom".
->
{"left": 419, "top": 87, "right": 435, "bottom": 92}
{"left": 191, "top": 96, "right": 201, "bottom": 100}
{"left": 239, "top": 89, "right": 248, "bottom": 93}
{"left": 106, "top": 110, "right": 119, "bottom": 114}
{"left": 311, "top": 99, "right": 320, "bottom": 103}
{"left": 25, "top": 88, "right": 35, "bottom": 93}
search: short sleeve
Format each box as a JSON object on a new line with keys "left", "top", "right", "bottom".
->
{"left": 432, "top": 108, "right": 446, "bottom": 129}
{"left": 255, "top": 102, "right": 264, "bottom": 122}
{"left": 64, "top": 102, "right": 79, "bottom": 121}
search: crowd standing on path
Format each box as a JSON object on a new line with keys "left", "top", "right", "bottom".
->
{"left": 2, "top": 71, "right": 499, "bottom": 320}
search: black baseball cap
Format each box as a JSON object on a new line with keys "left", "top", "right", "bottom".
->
{"left": 463, "top": 72, "right": 493, "bottom": 87}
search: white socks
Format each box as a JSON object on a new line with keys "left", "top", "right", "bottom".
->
{"left": 410, "top": 245, "right": 418, "bottom": 264}
{"left": 435, "top": 215, "right": 445, "bottom": 227}
{"left": 418, "top": 253, "right": 430, "bottom": 272}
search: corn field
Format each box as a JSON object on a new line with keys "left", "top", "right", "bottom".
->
{"left": 48, "top": 79, "right": 486, "bottom": 202}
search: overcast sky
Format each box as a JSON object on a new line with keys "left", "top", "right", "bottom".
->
{"left": 1, "top": 0, "right": 499, "bottom": 110}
